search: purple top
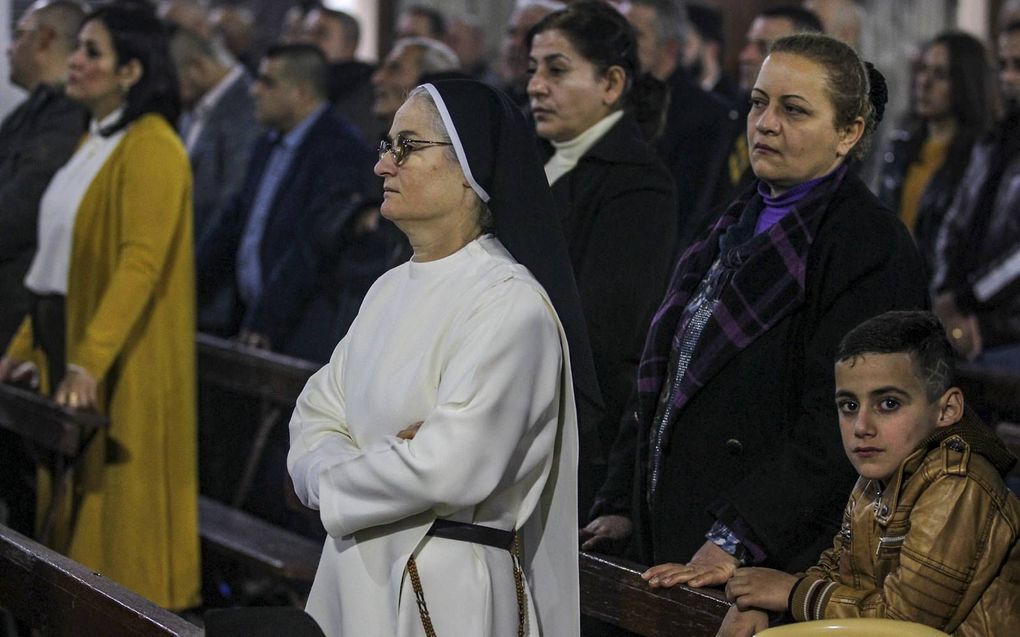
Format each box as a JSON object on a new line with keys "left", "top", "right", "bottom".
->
{"left": 754, "top": 170, "right": 835, "bottom": 235}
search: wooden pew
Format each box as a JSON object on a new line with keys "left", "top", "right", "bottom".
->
{"left": 196, "top": 497, "right": 730, "bottom": 637}
{"left": 197, "top": 334, "right": 318, "bottom": 507}
{"left": 199, "top": 495, "right": 320, "bottom": 584}
{"left": 197, "top": 332, "right": 318, "bottom": 405}
{"left": 1, "top": 521, "right": 200, "bottom": 636}
{"left": 0, "top": 383, "right": 107, "bottom": 544}
{"left": 580, "top": 552, "right": 729, "bottom": 636}
{"left": 196, "top": 336, "right": 730, "bottom": 633}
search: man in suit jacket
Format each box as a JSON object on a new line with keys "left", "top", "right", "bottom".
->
{"left": 623, "top": 0, "right": 734, "bottom": 252}
{"left": 170, "top": 26, "right": 260, "bottom": 244}
{"left": 299, "top": 5, "right": 376, "bottom": 142}
{"left": 196, "top": 44, "right": 382, "bottom": 361}
{"left": 0, "top": 0, "right": 86, "bottom": 537}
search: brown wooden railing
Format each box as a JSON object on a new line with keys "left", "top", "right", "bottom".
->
{"left": 0, "top": 524, "right": 201, "bottom": 636}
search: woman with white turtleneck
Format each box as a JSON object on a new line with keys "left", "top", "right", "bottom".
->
{"left": 526, "top": 2, "right": 678, "bottom": 515}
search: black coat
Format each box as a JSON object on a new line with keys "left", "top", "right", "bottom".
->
{"left": 0, "top": 84, "right": 86, "bottom": 349}
{"left": 656, "top": 67, "right": 736, "bottom": 252}
{"left": 600, "top": 174, "right": 928, "bottom": 572}
{"left": 546, "top": 114, "right": 678, "bottom": 508}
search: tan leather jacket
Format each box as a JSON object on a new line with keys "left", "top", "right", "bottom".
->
{"left": 789, "top": 412, "right": 1020, "bottom": 636}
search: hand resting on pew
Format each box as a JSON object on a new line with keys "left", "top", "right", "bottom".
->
{"left": 54, "top": 367, "right": 98, "bottom": 410}
{"left": 0, "top": 356, "right": 38, "bottom": 388}
{"left": 642, "top": 540, "right": 739, "bottom": 588}
{"left": 579, "top": 514, "right": 633, "bottom": 553}
{"left": 725, "top": 566, "right": 797, "bottom": 611}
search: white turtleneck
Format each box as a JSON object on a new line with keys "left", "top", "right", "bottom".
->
{"left": 543, "top": 110, "right": 624, "bottom": 186}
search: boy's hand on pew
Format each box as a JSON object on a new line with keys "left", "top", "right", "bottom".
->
{"left": 715, "top": 606, "right": 768, "bottom": 637}
{"left": 579, "top": 514, "right": 633, "bottom": 553}
{"left": 642, "top": 541, "right": 738, "bottom": 588}
{"left": 725, "top": 567, "right": 797, "bottom": 611}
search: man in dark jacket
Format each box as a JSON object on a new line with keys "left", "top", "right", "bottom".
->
{"left": 932, "top": 20, "right": 1020, "bottom": 369}
{"left": 300, "top": 4, "right": 376, "bottom": 142}
{"left": 0, "top": 0, "right": 86, "bottom": 536}
{"left": 0, "top": 0, "right": 86, "bottom": 350}
{"left": 622, "top": 0, "right": 734, "bottom": 252}
{"left": 170, "top": 26, "right": 260, "bottom": 243}
{"left": 196, "top": 44, "right": 390, "bottom": 362}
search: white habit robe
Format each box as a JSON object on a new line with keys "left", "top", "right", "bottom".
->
{"left": 288, "top": 235, "right": 580, "bottom": 636}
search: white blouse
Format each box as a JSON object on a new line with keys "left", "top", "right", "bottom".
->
{"left": 25, "top": 108, "right": 128, "bottom": 295}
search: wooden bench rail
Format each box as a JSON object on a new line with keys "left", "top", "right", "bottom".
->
{"left": 579, "top": 552, "right": 729, "bottom": 636}
{"left": 199, "top": 496, "right": 321, "bottom": 583}
{"left": 197, "top": 333, "right": 318, "bottom": 405}
{"left": 0, "top": 524, "right": 201, "bottom": 636}
{"left": 198, "top": 496, "right": 729, "bottom": 636}
{"left": 0, "top": 383, "right": 107, "bottom": 456}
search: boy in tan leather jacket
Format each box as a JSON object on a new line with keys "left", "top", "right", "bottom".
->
{"left": 721, "top": 311, "right": 1019, "bottom": 636}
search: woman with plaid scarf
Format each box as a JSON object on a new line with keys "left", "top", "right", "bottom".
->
{"left": 581, "top": 33, "right": 930, "bottom": 635}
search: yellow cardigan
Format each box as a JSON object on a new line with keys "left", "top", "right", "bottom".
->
{"left": 8, "top": 113, "right": 200, "bottom": 609}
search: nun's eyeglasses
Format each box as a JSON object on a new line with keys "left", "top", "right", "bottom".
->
{"left": 378, "top": 136, "right": 453, "bottom": 165}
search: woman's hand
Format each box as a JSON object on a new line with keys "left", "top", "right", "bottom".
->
{"left": 55, "top": 367, "right": 98, "bottom": 410}
{"left": 579, "top": 514, "right": 633, "bottom": 553}
{"left": 726, "top": 567, "right": 797, "bottom": 612}
{"left": 642, "top": 541, "right": 739, "bottom": 588}
{"left": 397, "top": 421, "right": 424, "bottom": 440}
{"left": 715, "top": 606, "right": 769, "bottom": 637}
{"left": 0, "top": 356, "right": 37, "bottom": 386}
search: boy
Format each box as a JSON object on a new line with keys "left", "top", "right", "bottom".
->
{"left": 721, "top": 311, "right": 1020, "bottom": 636}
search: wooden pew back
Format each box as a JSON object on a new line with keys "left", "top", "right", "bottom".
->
{"left": 0, "top": 524, "right": 201, "bottom": 636}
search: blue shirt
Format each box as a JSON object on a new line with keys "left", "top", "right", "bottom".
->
{"left": 237, "top": 104, "right": 328, "bottom": 306}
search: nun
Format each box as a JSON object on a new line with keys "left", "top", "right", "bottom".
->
{"left": 287, "top": 79, "right": 599, "bottom": 636}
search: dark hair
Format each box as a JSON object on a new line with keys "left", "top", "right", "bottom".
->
{"left": 836, "top": 311, "right": 956, "bottom": 402}
{"left": 320, "top": 6, "right": 361, "bottom": 47}
{"left": 931, "top": 32, "right": 996, "bottom": 133}
{"left": 759, "top": 5, "right": 824, "bottom": 34}
{"left": 404, "top": 4, "right": 446, "bottom": 39}
{"left": 85, "top": 3, "right": 180, "bottom": 136}
{"left": 628, "top": 0, "right": 688, "bottom": 44}
{"left": 687, "top": 4, "right": 724, "bottom": 47}
{"left": 264, "top": 43, "right": 330, "bottom": 100}
{"left": 905, "top": 32, "right": 996, "bottom": 193}
{"left": 527, "top": 0, "right": 668, "bottom": 141}
{"left": 769, "top": 33, "right": 882, "bottom": 159}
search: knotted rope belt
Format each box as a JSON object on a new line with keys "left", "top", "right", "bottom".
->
{"left": 407, "top": 519, "right": 526, "bottom": 637}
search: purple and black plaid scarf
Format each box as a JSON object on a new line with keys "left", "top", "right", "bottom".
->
{"left": 636, "top": 165, "right": 849, "bottom": 444}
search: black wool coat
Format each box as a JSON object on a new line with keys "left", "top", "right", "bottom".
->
{"left": 545, "top": 113, "right": 678, "bottom": 509}
{"left": 600, "top": 174, "right": 929, "bottom": 572}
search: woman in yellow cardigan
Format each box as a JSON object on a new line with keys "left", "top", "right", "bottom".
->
{"left": 0, "top": 4, "right": 199, "bottom": 610}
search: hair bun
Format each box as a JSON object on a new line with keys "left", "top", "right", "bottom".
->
{"left": 864, "top": 61, "right": 888, "bottom": 124}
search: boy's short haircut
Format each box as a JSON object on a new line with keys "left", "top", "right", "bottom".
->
{"left": 835, "top": 310, "right": 955, "bottom": 402}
